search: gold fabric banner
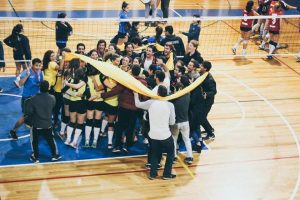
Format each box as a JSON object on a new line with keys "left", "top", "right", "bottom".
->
{"left": 66, "top": 53, "right": 208, "bottom": 101}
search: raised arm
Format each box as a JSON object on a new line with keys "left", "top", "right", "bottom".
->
{"left": 134, "top": 92, "right": 153, "bottom": 110}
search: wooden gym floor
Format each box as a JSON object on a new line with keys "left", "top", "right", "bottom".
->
{"left": 1, "top": 0, "right": 300, "bottom": 199}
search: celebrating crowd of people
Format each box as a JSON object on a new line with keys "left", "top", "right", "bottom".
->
{"left": 17, "top": 0, "right": 300, "bottom": 180}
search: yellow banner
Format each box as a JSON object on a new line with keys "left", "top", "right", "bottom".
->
{"left": 66, "top": 53, "right": 208, "bottom": 101}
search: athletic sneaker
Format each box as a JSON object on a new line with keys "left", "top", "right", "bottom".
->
{"left": 195, "top": 142, "right": 202, "bottom": 154}
{"left": 83, "top": 140, "right": 90, "bottom": 148}
{"left": 173, "top": 157, "right": 178, "bottom": 164}
{"left": 101, "top": 132, "right": 107, "bottom": 137}
{"left": 51, "top": 154, "right": 62, "bottom": 161}
{"left": 0, "top": 87, "right": 3, "bottom": 93}
{"left": 184, "top": 157, "right": 193, "bottom": 165}
{"left": 9, "top": 130, "right": 18, "bottom": 140}
{"left": 203, "top": 132, "right": 215, "bottom": 141}
{"left": 148, "top": 175, "right": 158, "bottom": 180}
{"left": 162, "top": 174, "right": 177, "bottom": 180}
{"left": 70, "top": 143, "right": 77, "bottom": 149}
{"left": 108, "top": 144, "right": 113, "bottom": 149}
{"left": 91, "top": 141, "right": 97, "bottom": 148}
{"left": 267, "top": 55, "right": 273, "bottom": 60}
{"left": 112, "top": 147, "right": 121, "bottom": 153}
{"left": 143, "top": 138, "right": 149, "bottom": 144}
{"left": 209, "top": 133, "right": 216, "bottom": 140}
{"left": 13, "top": 80, "right": 20, "bottom": 88}
{"left": 30, "top": 155, "right": 39, "bottom": 163}
{"left": 64, "top": 140, "right": 71, "bottom": 146}
{"left": 232, "top": 47, "right": 236, "bottom": 55}
{"left": 145, "top": 163, "right": 162, "bottom": 170}
{"left": 122, "top": 146, "right": 128, "bottom": 153}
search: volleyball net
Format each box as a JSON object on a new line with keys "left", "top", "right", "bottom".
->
{"left": 0, "top": 15, "right": 299, "bottom": 65}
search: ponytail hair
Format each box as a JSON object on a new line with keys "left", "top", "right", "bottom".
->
{"left": 122, "top": 1, "right": 129, "bottom": 11}
{"left": 246, "top": 0, "right": 254, "bottom": 13}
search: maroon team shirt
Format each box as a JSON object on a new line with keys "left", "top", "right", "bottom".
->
{"left": 240, "top": 9, "right": 255, "bottom": 28}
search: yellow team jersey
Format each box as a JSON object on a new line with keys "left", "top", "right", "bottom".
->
{"left": 117, "top": 43, "right": 125, "bottom": 52}
{"left": 54, "top": 75, "right": 63, "bottom": 93}
{"left": 69, "top": 79, "right": 87, "bottom": 101}
{"left": 44, "top": 61, "right": 58, "bottom": 86}
{"left": 87, "top": 75, "right": 103, "bottom": 102}
{"left": 104, "top": 77, "right": 118, "bottom": 107}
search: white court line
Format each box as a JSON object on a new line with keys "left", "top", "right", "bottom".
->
{"left": 0, "top": 93, "right": 22, "bottom": 98}
{"left": 217, "top": 91, "right": 246, "bottom": 136}
{"left": 0, "top": 75, "right": 15, "bottom": 77}
{"left": 0, "top": 134, "right": 30, "bottom": 142}
{"left": 215, "top": 70, "right": 300, "bottom": 200}
{"left": 0, "top": 93, "right": 30, "bottom": 142}
{"left": 170, "top": 8, "right": 182, "bottom": 17}
{"left": 0, "top": 154, "right": 148, "bottom": 168}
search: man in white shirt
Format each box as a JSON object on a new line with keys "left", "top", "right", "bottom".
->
{"left": 134, "top": 85, "right": 176, "bottom": 180}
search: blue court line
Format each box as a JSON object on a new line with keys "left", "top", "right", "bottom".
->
{"left": 0, "top": 9, "right": 298, "bottom": 18}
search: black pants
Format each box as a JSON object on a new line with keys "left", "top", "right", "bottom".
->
{"left": 31, "top": 127, "right": 58, "bottom": 159}
{"left": 147, "top": 133, "right": 163, "bottom": 164}
{"left": 161, "top": 0, "right": 170, "bottom": 18}
{"left": 150, "top": 136, "right": 174, "bottom": 177}
{"left": 53, "top": 91, "right": 63, "bottom": 124}
{"left": 114, "top": 107, "right": 138, "bottom": 148}
{"left": 190, "top": 99, "right": 214, "bottom": 135}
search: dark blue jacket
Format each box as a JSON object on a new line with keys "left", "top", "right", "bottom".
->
{"left": 182, "top": 23, "right": 201, "bottom": 42}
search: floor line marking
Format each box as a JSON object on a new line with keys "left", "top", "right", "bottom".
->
{"left": 0, "top": 154, "right": 297, "bottom": 184}
{"left": 170, "top": 8, "right": 182, "bottom": 17}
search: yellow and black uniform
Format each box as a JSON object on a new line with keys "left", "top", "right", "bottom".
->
{"left": 44, "top": 61, "right": 58, "bottom": 87}
{"left": 52, "top": 73, "right": 64, "bottom": 124}
{"left": 86, "top": 74, "right": 105, "bottom": 111}
{"left": 68, "top": 77, "right": 87, "bottom": 114}
{"left": 102, "top": 75, "right": 118, "bottom": 115}
{"left": 62, "top": 73, "right": 72, "bottom": 106}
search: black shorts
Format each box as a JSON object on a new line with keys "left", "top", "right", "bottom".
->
{"left": 56, "top": 41, "right": 67, "bottom": 49}
{"left": 87, "top": 101, "right": 106, "bottom": 111}
{"left": 13, "top": 54, "right": 27, "bottom": 65}
{"left": 103, "top": 102, "right": 118, "bottom": 115}
{"left": 269, "top": 30, "right": 279, "bottom": 35}
{"left": 21, "top": 96, "right": 31, "bottom": 113}
{"left": 69, "top": 100, "right": 87, "bottom": 114}
{"left": 117, "top": 32, "right": 127, "bottom": 39}
{"left": 240, "top": 27, "right": 252, "bottom": 32}
{"left": 63, "top": 98, "right": 71, "bottom": 106}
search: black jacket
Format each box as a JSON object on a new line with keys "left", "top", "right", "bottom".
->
{"left": 190, "top": 72, "right": 217, "bottom": 108}
{"left": 183, "top": 50, "right": 203, "bottom": 66}
{"left": 160, "top": 34, "right": 185, "bottom": 56}
{"left": 55, "top": 21, "right": 73, "bottom": 41}
{"left": 4, "top": 34, "right": 31, "bottom": 60}
{"left": 26, "top": 93, "right": 56, "bottom": 129}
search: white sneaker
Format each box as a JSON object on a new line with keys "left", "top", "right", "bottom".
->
{"left": 143, "top": 138, "right": 149, "bottom": 144}
{"left": 232, "top": 47, "right": 236, "bottom": 55}
{"left": 70, "top": 142, "right": 77, "bottom": 149}
{"left": 14, "top": 80, "right": 20, "bottom": 88}
{"left": 64, "top": 140, "right": 71, "bottom": 145}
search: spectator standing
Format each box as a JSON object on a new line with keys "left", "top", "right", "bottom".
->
{"left": 26, "top": 80, "right": 61, "bottom": 163}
